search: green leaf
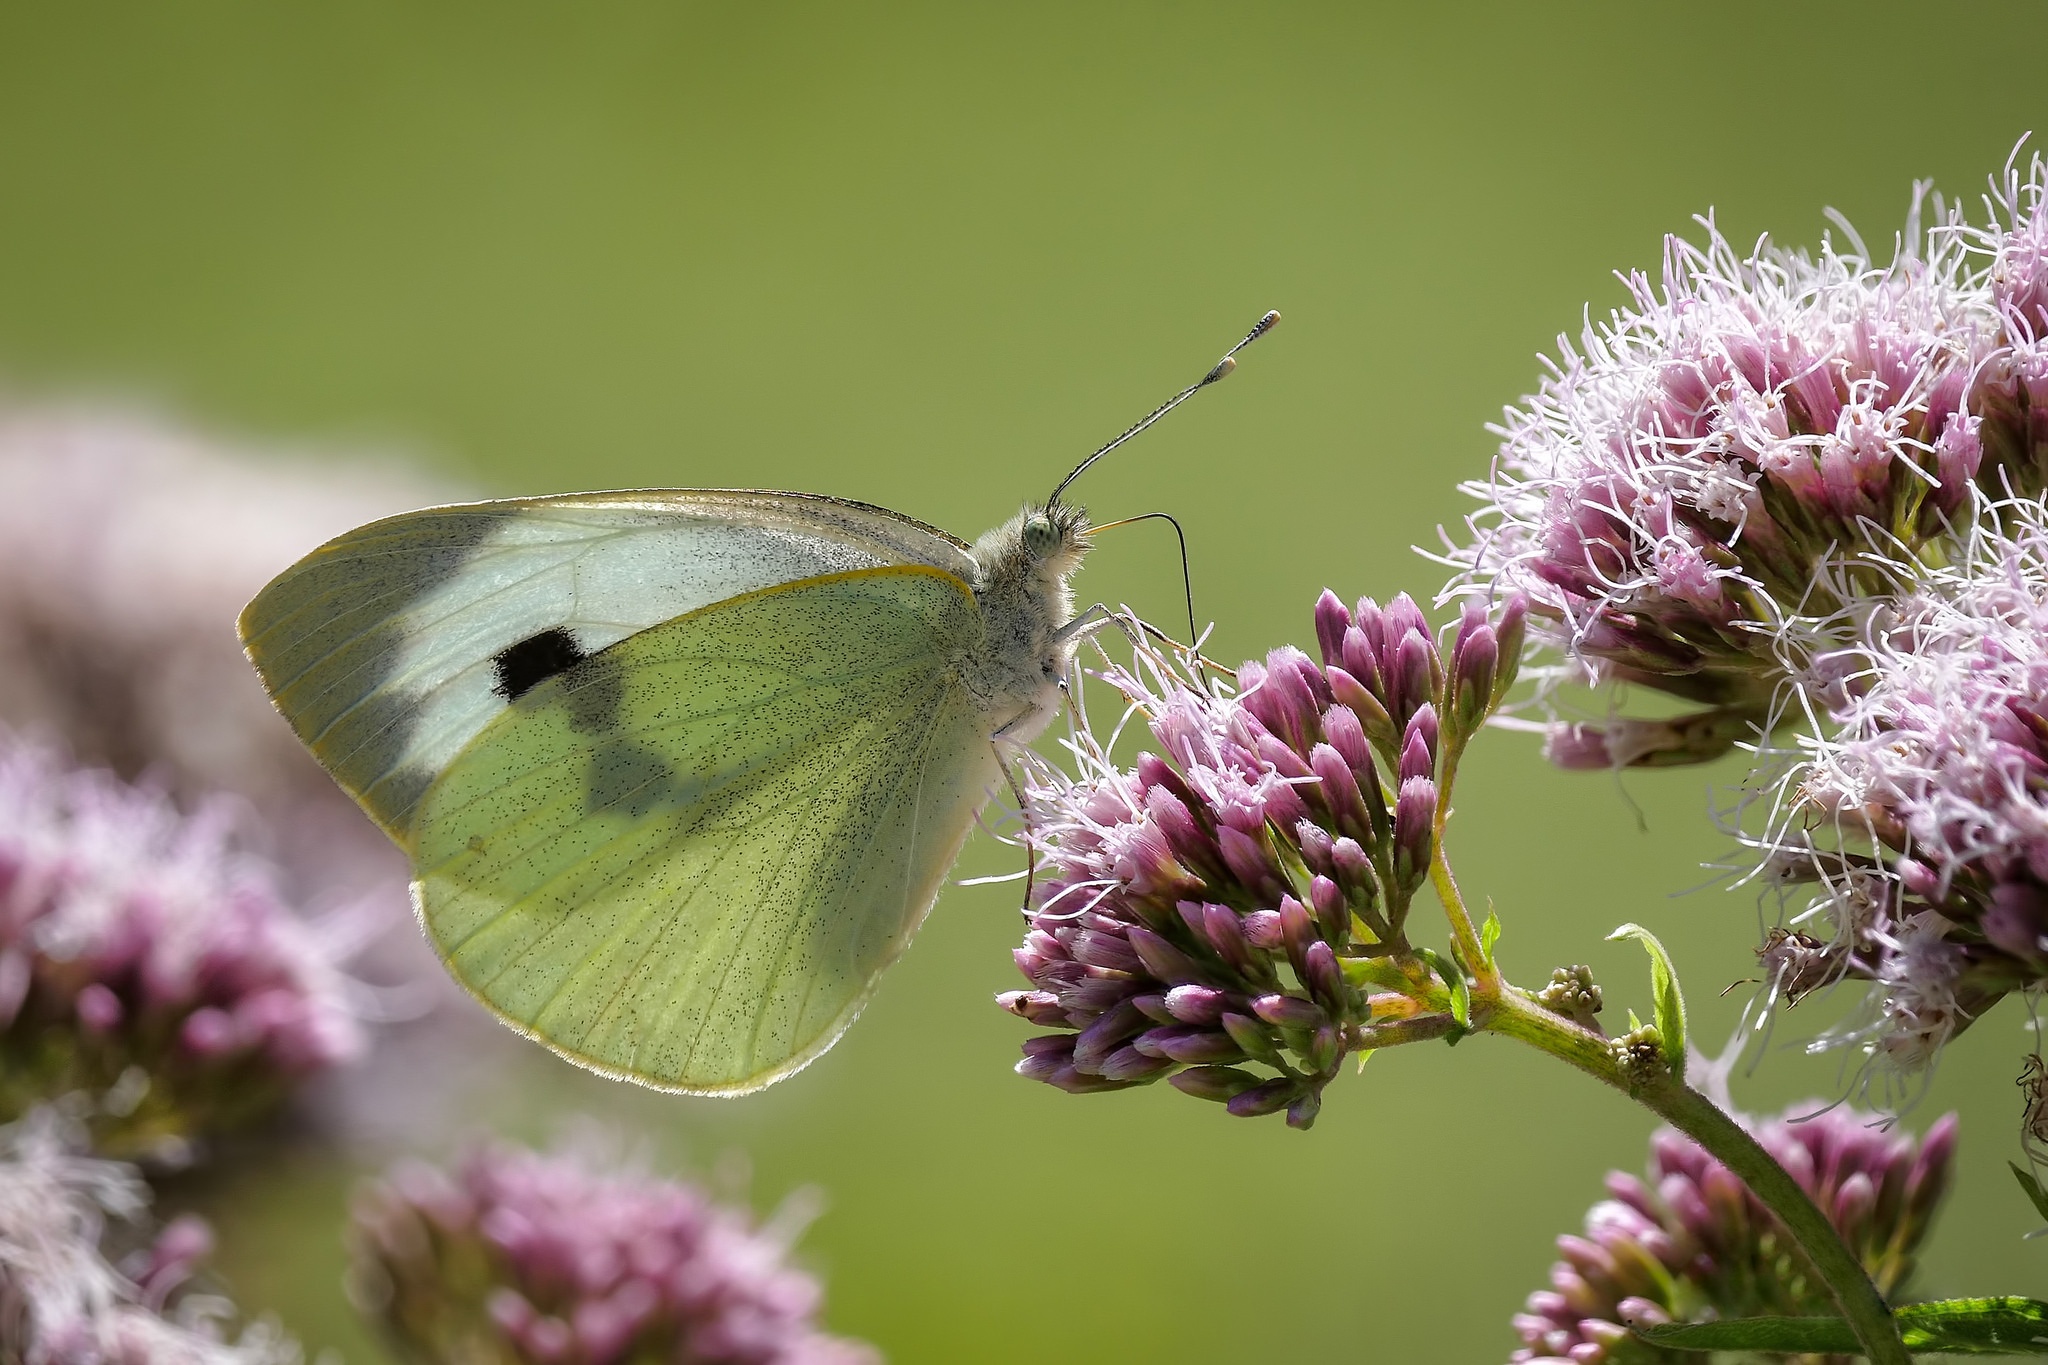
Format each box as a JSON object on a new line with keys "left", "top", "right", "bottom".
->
{"left": 1898, "top": 1298, "right": 2048, "bottom": 1353}
{"left": 1480, "top": 907, "right": 1502, "bottom": 968}
{"left": 2013, "top": 1163, "right": 2048, "bottom": 1225}
{"left": 1636, "top": 1298, "right": 2048, "bottom": 1355}
{"left": 1635, "top": 1316, "right": 1857, "bottom": 1353}
{"left": 1606, "top": 922, "right": 1686, "bottom": 1080}
{"left": 1417, "top": 948, "right": 1470, "bottom": 1044}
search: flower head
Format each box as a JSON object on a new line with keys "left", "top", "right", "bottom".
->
{"left": 1510, "top": 1104, "right": 1957, "bottom": 1365}
{"left": 1002, "top": 592, "right": 1522, "bottom": 1128}
{"left": 349, "top": 1139, "right": 876, "bottom": 1365}
{"left": 0, "top": 1107, "right": 297, "bottom": 1365}
{"left": 1759, "top": 496, "right": 2048, "bottom": 1073}
{"left": 0, "top": 733, "right": 363, "bottom": 1158}
{"left": 1445, "top": 147, "right": 2048, "bottom": 745}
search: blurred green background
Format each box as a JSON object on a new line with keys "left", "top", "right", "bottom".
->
{"left": 0, "top": 3, "right": 2043, "bottom": 1359}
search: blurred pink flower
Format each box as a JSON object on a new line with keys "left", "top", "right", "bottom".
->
{"left": 350, "top": 1138, "right": 877, "bottom": 1365}
{"left": 1510, "top": 1105, "right": 1956, "bottom": 1365}
{"left": 0, "top": 731, "right": 363, "bottom": 1158}
{"left": 0, "top": 408, "right": 545, "bottom": 1149}
{"left": 0, "top": 1107, "right": 297, "bottom": 1364}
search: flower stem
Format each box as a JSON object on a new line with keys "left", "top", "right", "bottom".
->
{"left": 1428, "top": 841, "right": 1502, "bottom": 999}
{"left": 1481, "top": 988, "right": 1910, "bottom": 1365}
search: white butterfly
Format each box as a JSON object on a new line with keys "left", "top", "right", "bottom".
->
{"left": 239, "top": 312, "right": 1277, "bottom": 1094}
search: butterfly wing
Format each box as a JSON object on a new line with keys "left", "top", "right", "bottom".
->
{"left": 408, "top": 566, "right": 1000, "bottom": 1093}
{"left": 238, "top": 490, "right": 976, "bottom": 840}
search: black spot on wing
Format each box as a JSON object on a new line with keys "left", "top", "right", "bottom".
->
{"left": 493, "top": 628, "right": 589, "bottom": 702}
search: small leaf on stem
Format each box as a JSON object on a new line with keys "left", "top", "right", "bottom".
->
{"left": 1607, "top": 923, "right": 1687, "bottom": 1081}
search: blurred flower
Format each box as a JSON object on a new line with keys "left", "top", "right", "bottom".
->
{"left": 0, "top": 408, "right": 544, "bottom": 1153}
{"left": 0, "top": 407, "right": 447, "bottom": 900}
{"left": 0, "top": 731, "right": 363, "bottom": 1159}
{"left": 1510, "top": 1104, "right": 1957, "bottom": 1365}
{"left": 1001, "top": 592, "right": 1522, "bottom": 1128}
{"left": 1443, "top": 144, "right": 2048, "bottom": 762}
{"left": 0, "top": 1106, "right": 298, "bottom": 1365}
{"left": 349, "top": 1138, "right": 877, "bottom": 1365}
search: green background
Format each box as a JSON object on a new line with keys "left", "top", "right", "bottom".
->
{"left": 1, "top": 3, "right": 2042, "bottom": 1359}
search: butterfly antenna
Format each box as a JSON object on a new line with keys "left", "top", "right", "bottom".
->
{"left": 1047, "top": 309, "right": 1280, "bottom": 506}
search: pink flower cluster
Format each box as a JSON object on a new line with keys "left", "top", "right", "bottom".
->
{"left": 1787, "top": 500, "right": 2048, "bottom": 1066}
{"left": 1003, "top": 593, "right": 1520, "bottom": 1127}
{"left": 0, "top": 1108, "right": 297, "bottom": 1365}
{"left": 1512, "top": 1105, "right": 1956, "bottom": 1365}
{"left": 350, "top": 1140, "right": 877, "bottom": 1365}
{"left": 1447, "top": 146, "right": 2048, "bottom": 723}
{"left": 0, "top": 733, "right": 362, "bottom": 1156}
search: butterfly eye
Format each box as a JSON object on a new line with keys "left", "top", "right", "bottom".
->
{"left": 1022, "top": 514, "right": 1061, "bottom": 556}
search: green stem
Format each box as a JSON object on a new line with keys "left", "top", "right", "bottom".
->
{"left": 1429, "top": 741, "right": 1502, "bottom": 1000}
{"left": 1483, "top": 989, "right": 1910, "bottom": 1365}
{"left": 1428, "top": 841, "right": 1501, "bottom": 999}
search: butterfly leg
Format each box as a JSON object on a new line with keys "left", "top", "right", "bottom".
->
{"left": 1053, "top": 602, "right": 1139, "bottom": 649}
{"left": 993, "top": 748, "right": 1040, "bottom": 917}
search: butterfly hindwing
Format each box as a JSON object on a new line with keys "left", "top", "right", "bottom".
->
{"left": 237, "top": 490, "right": 977, "bottom": 840}
{"left": 408, "top": 566, "right": 1001, "bottom": 1093}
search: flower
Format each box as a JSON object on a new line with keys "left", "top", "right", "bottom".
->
{"left": 1510, "top": 1104, "right": 1957, "bottom": 1365}
{"left": 1443, "top": 144, "right": 2048, "bottom": 761}
{"left": 348, "top": 1139, "right": 876, "bottom": 1365}
{"left": 1765, "top": 495, "right": 2048, "bottom": 1073}
{"left": 0, "top": 1107, "right": 298, "bottom": 1365}
{"left": 0, "top": 732, "right": 363, "bottom": 1158}
{"left": 1001, "top": 591, "right": 1522, "bottom": 1128}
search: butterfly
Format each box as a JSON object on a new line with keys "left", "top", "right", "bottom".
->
{"left": 239, "top": 311, "right": 1277, "bottom": 1095}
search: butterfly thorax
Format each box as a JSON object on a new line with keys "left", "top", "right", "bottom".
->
{"left": 961, "top": 502, "right": 1090, "bottom": 745}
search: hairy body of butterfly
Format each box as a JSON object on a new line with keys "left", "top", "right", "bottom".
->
{"left": 240, "top": 490, "right": 1092, "bottom": 1094}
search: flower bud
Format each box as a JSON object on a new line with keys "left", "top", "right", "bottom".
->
{"left": 1313, "top": 589, "right": 1351, "bottom": 668}
{"left": 1489, "top": 595, "right": 1527, "bottom": 709}
{"left": 1240, "top": 909, "right": 1284, "bottom": 951}
{"left": 1400, "top": 706, "right": 1438, "bottom": 782}
{"left": 1072, "top": 999, "right": 1148, "bottom": 1070}
{"left": 1326, "top": 666, "right": 1399, "bottom": 756}
{"left": 1224, "top": 1077, "right": 1297, "bottom": 1118}
{"left": 1199, "top": 903, "right": 1255, "bottom": 975}
{"left": 1168, "top": 1065, "right": 1261, "bottom": 1103}
{"left": 1132, "top": 1026, "right": 1244, "bottom": 1065}
{"left": 1310, "top": 744, "right": 1373, "bottom": 846}
{"left": 1393, "top": 776, "right": 1437, "bottom": 883}
{"left": 1250, "top": 993, "right": 1325, "bottom": 1030}
{"left": 1308, "top": 875, "right": 1348, "bottom": 947}
{"left": 1162, "top": 984, "right": 1228, "bottom": 1024}
{"left": 1449, "top": 619, "right": 1498, "bottom": 739}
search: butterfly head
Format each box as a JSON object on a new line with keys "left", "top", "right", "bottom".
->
{"left": 1020, "top": 499, "right": 1091, "bottom": 569}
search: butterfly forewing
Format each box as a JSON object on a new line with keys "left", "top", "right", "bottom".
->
{"left": 238, "top": 491, "right": 977, "bottom": 840}
{"left": 409, "top": 567, "right": 1001, "bottom": 1093}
